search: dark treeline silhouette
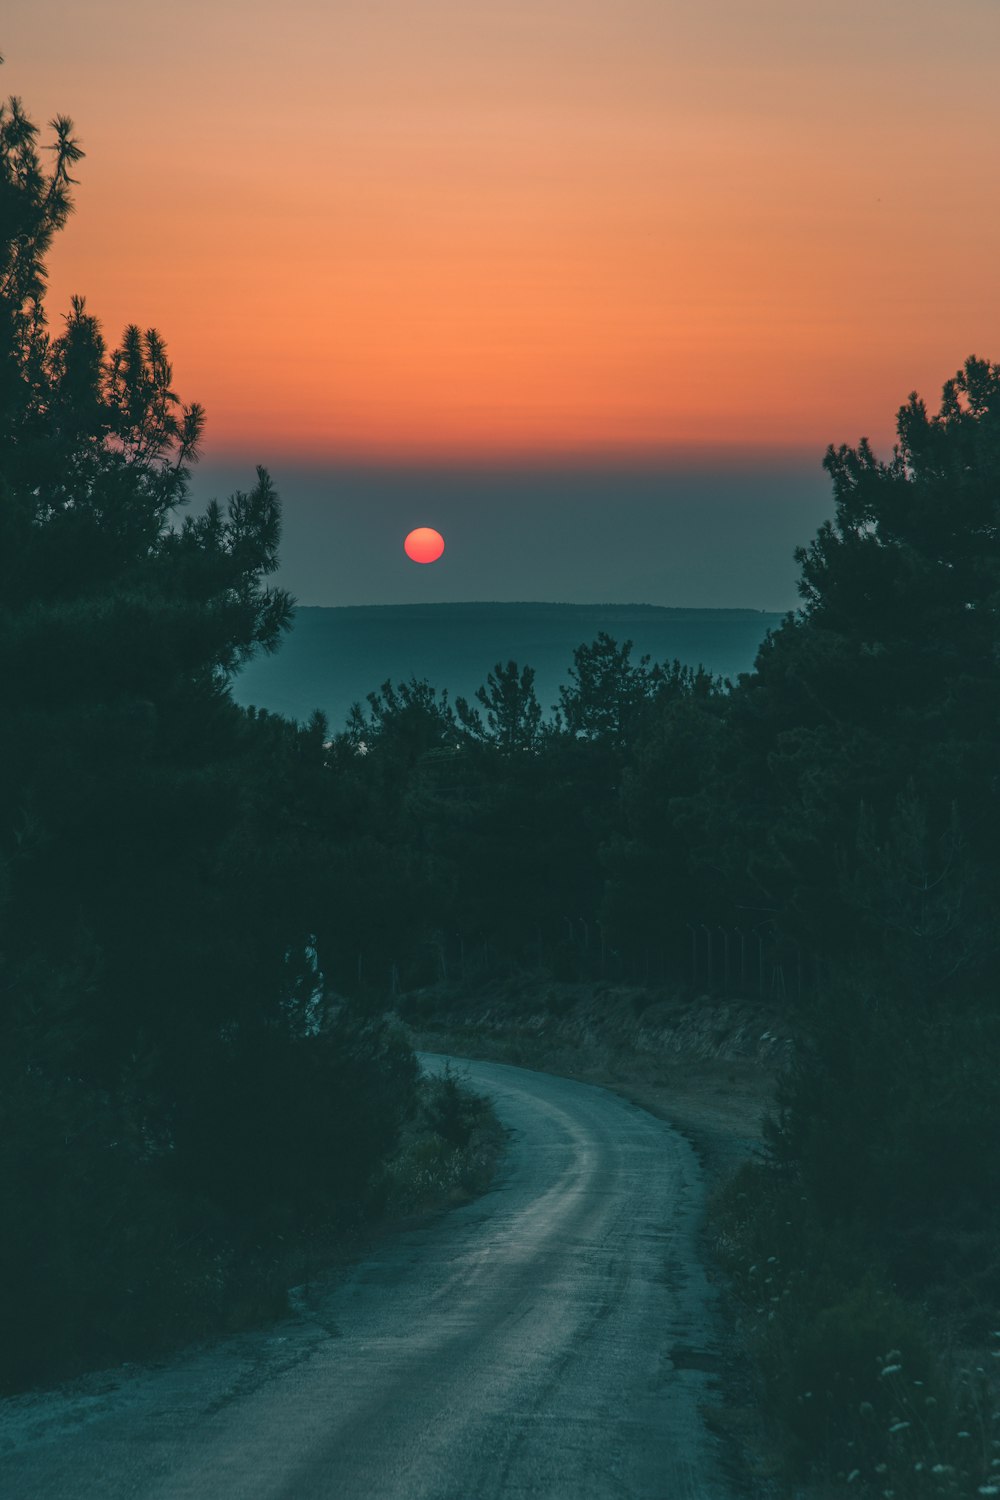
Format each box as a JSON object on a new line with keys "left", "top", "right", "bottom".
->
{"left": 327, "top": 639, "right": 727, "bottom": 994}
{"left": 707, "top": 362, "right": 1000, "bottom": 1491}
{"left": 0, "top": 78, "right": 420, "bottom": 1391}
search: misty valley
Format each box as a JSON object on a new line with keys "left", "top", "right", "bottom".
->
{"left": 231, "top": 601, "right": 784, "bottom": 731}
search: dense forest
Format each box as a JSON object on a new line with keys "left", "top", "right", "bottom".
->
{"left": 3, "top": 75, "right": 999, "bottom": 1498}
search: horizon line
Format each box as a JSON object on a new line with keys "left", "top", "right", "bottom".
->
{"left": 287, "top": 598, "right": 792, "bottom": 615}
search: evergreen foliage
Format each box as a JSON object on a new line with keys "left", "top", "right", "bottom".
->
{"left": 0, "top": 77, "right": 418, "bottom": 1391}
{"left": 556, "top": 631, "right": 659, "bottom": 746}
{"left": 455, "top": 660, "right": 543, "bottom": 754}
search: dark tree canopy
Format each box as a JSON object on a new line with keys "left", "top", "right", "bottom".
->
{"left": 556, "top": 632, "right": 658, "bottom": 746}
{"left": 0, "top": 77, "right": 416, "bottom": 1392}
{"left": 456, "top": 660, "right": 543, "bottom": 755}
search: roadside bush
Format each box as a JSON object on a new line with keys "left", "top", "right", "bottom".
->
{"left": 766, "top": 987, "right": 1000, "bottom": 1326}
{"left": 783, "top": 1000, "right": 994, "bottom": 1195}
{"left": 712, "top": 1161, "right": 1000, "bottom": 1496}
{"left": 378, "top": 1068, "right": 505, "bottom": 1214}
{"left": 0, "top": 1009, "right": 419, "bottom": 1393}
{"left": 169, "top": 1012, "right": 418, "bottom": 1233}
{"left": 423, "top": 1063, "right": 479, "bottom": 1149}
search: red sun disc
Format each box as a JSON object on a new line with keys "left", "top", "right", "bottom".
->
{"left": 404, "top": 527, "right": 445, "bottom": 564}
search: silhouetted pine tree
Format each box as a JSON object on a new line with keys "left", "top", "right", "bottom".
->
{"left": 456, "top": 660, "right": 543, "bottom": 754}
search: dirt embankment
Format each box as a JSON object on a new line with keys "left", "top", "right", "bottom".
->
{"left": 399, "top": 976, "right": 793, "bottom": 1179}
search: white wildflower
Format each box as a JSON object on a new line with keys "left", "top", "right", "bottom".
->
{"left": 881, "top": 1364, "right": 903, "bottom": 1377}
{"left": 846, "top": 1470, "right": 860, "bottom": 1484}
{"left": 889, "top": 1421, "right": 910, "bottom": 1433}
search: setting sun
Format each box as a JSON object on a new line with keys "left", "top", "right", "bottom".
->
{"left": 403, "top": 527, "right": 446, "bottom": 564}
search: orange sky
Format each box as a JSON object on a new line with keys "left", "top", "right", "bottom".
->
{"left": 6, "top": 0, "right": 1000, "bottom": 464}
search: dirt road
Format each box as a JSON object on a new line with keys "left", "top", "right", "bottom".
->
{"left": 0, "top": 1056, "right": 734, "bottom": 1499}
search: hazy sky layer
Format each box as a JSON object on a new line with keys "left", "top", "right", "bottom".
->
{"left": 191, "top": 460, "right": 832, "bottom": 611}
{"left": 7, "top": 0, "right": 999, "bottom": 467}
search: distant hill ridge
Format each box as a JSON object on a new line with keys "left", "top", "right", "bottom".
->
{"left": 232, "top": 601, "right": 785, "bottom": 729}
{"left": 312, "top": 601, "right": 776, "bottom": 615}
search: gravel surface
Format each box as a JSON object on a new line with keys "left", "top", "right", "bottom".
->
{"left": 0, "top": 1055, "right": 735, "bottom": 1499}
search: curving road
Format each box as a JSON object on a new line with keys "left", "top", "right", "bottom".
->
{"left": 0, "top": 1056, "right": 734, "bottom": 1499}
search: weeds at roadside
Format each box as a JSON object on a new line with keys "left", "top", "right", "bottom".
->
{"left": 377, "top": 1066, "right": 507, "bottom": 1216}
{"left": 711, "top": 1164, "right": 1000, "bottom": 1498}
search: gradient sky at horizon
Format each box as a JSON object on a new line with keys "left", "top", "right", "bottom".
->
{"left": 8, "top": 1, "right": 1000, "bottom": 461}
{"left": 5, "top": 2, "right": 999, "bottom": 606}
